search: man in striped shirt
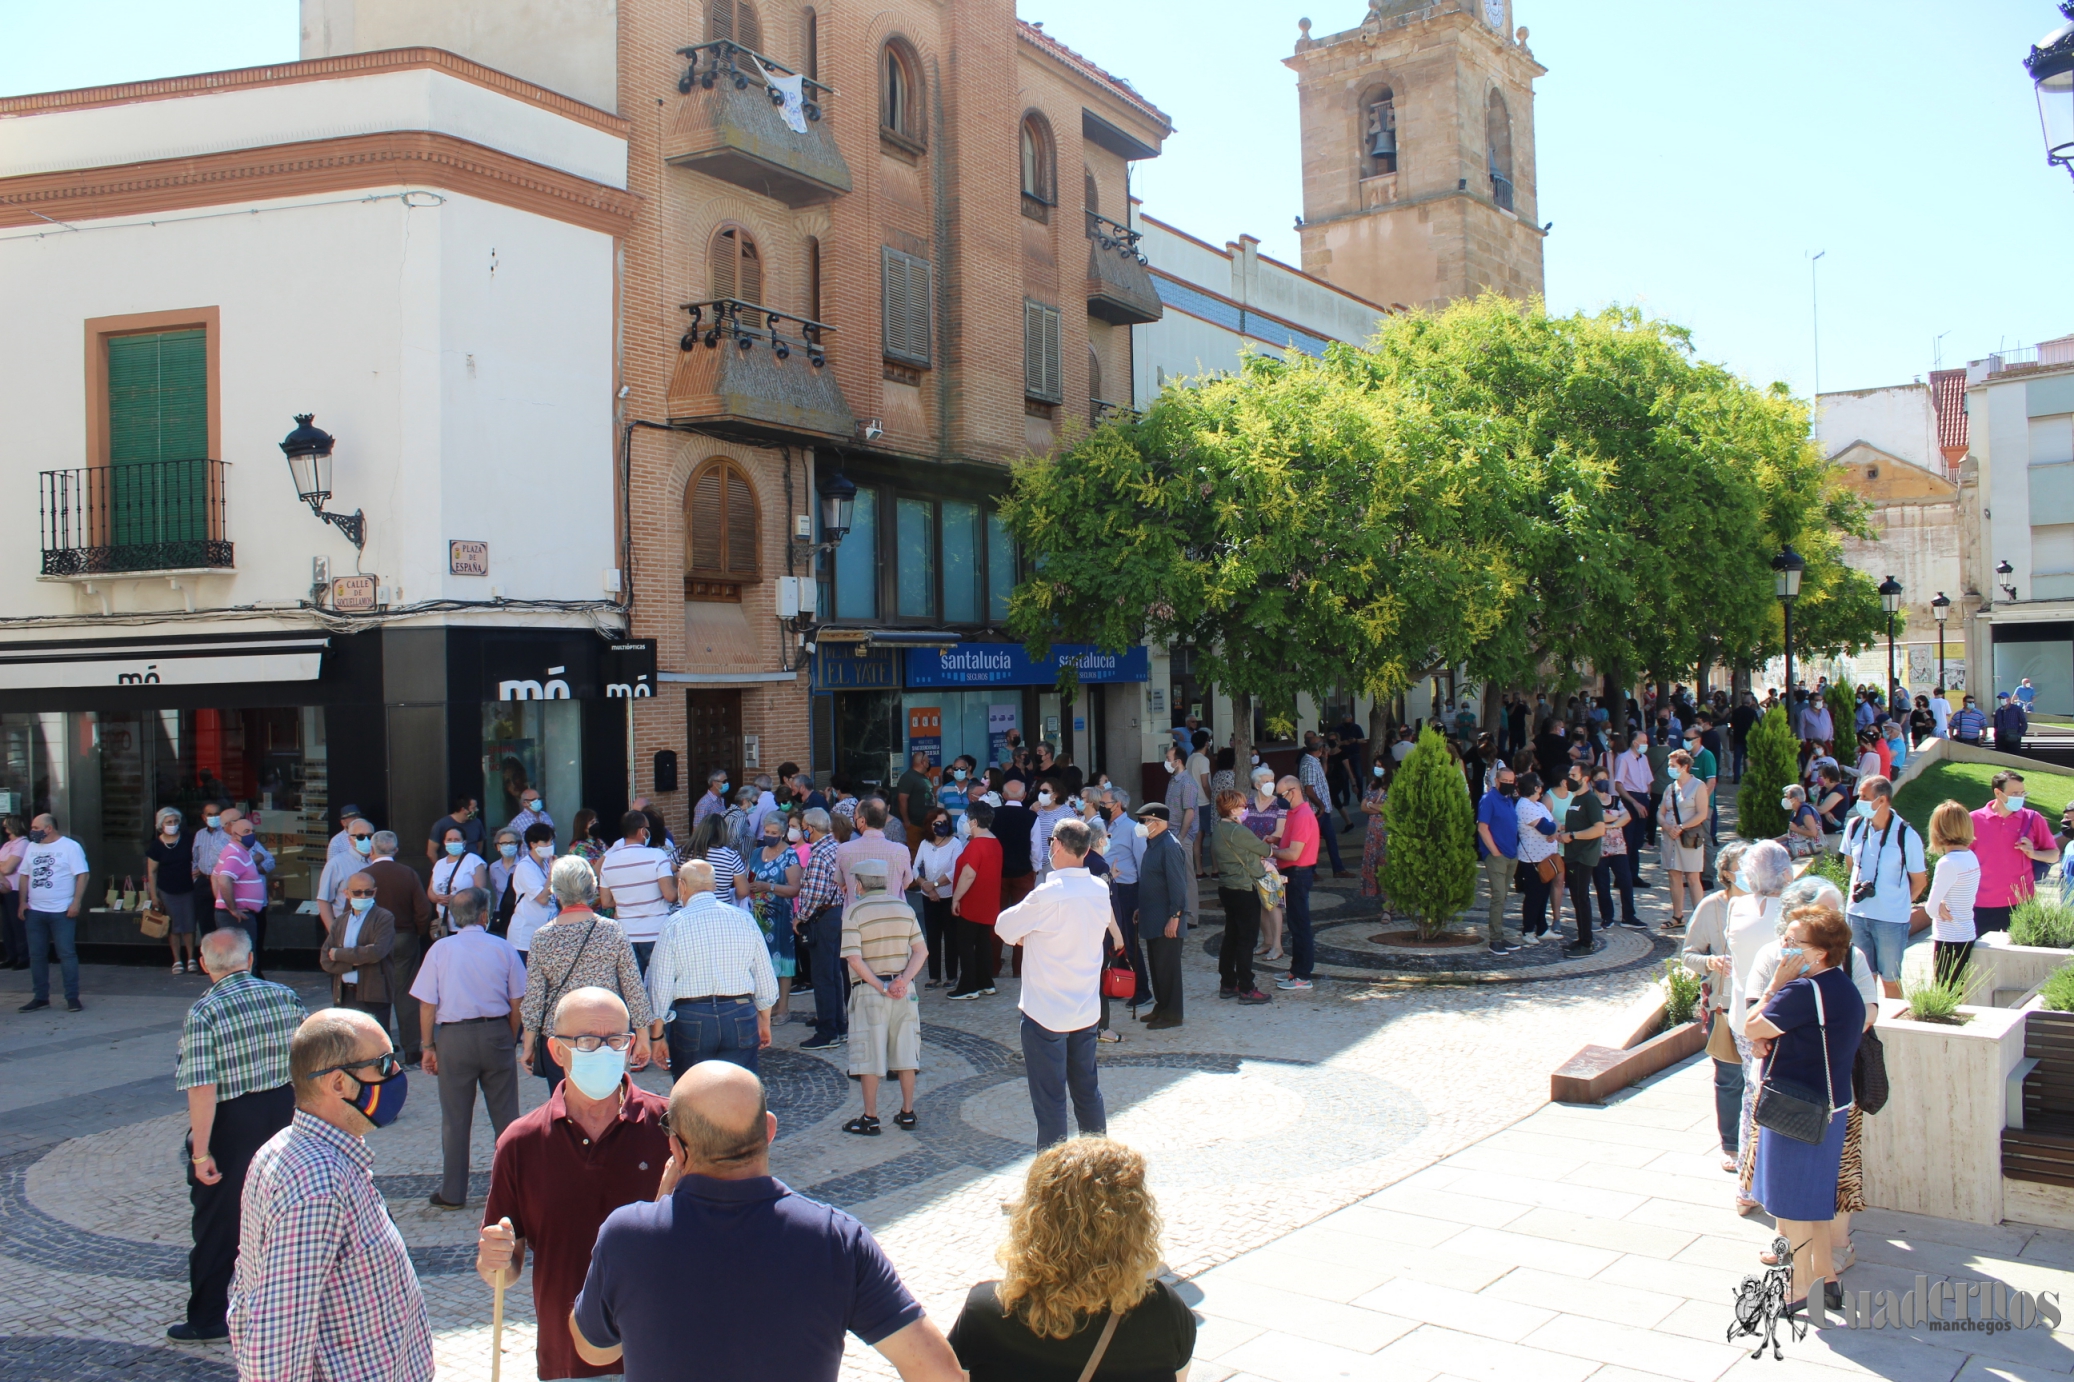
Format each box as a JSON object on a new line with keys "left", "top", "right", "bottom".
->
{"left": 840, "top": 859, "right": 926, "bottom": 1132}
{"left": 793, "top": 809, "right": 848, "bottom": 1051}
{"left": 230, "top": 1008, "right": 432, "bottom": 1381}
{"left": 646, "top": 859, "right": 777, "bottom": 1074}
{"left": 171, "top": 925, "right": 307, "bottom": 1344}
{"left": 597, "top": 810, "right": 678, "bottom": 972}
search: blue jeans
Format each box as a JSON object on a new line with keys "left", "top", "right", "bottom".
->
{"left": 1318, "top": 813, "right": 1346, "bottom": 873}
{"left": 666, "top": 997, "right": 761, "bottom": 1074}
{"left": 629, "top": 940, "right": 654, "bottom": 975}
{"left": 1019, "top": 1014, "right": 1105, "bottom": 1148}
{"left": 1714, "top": 1055, "right": 1745, "bottom": 1156}
{"left": 805, "top": 905, "right": 848, "bottom": 1041}
{"left": 1848, "top": 912, "right": 1909, "bottom": 982}
{"left": 26, "top": 910, "right": 78, "bottom": 1004}
{"left": 1285, "top": 865, "right": 1317, "bottom": 980}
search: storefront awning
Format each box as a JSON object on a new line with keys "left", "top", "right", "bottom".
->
{"left": 0, "top": 632, "right": 329, "bottom": 689}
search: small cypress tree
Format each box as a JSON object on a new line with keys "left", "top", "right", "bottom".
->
{"left": 1738, "top": 706, "right": 1799, "bottom": 840}
{"left": 1379, "top": 726, "right": 1479, "bottom": 939}
{"left": 1825, "top": 680, "right": 1856, "bottom": 740}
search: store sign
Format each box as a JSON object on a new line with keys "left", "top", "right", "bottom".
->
{"left": 0, "top": 634, "right": 330, "bottom": 690}
{"left": 603, "top": 639, "right": 657, "bottom": 698}
{"left": 332, "top": 575, "right": 377, "bottom": 611}
{"left": 812, "top": 643, "right": 899, "bottom": 691}
{"left": 476, "top": 633, "right": 630, "bottom": 702}
{"left": 904, "top": 642, "right": 1149, "bottom": 688}
{"left": 449, "top": 540, "right": 490, "bottom": 576}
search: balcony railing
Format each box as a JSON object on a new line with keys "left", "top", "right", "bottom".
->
{"left": 667, "top": 299, "right": 855, "bottom": 443}
{"left": 39, "top": 459, "right": 233, "bottom": 577}
{"left": 664, "top": 40, "right": 852, "bottom": 206}
{"left": 1490, "top": 170, "right": 1516, "bottom": 212}
{"left": 1085, "top": 214, "right": 1162, "bottom": 327}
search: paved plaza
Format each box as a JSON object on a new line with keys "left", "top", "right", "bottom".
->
{"left": 5, "top": 849, "right": 2072, "bottom": 1381}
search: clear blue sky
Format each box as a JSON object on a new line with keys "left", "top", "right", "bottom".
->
{"left": 5, "top": 0, "right": 2068, "bottom": 397}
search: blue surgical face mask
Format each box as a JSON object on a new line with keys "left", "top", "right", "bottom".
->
{"left": 1854, "top": 800, "right": 1877, "bottom": 819}
{"left": 446, "top": 841, "right": 465, "bottom": 856}
{"left": 353, "top": 836, "right": 373, "bottom": 854}
{"left": 2006, "top": 794, "right": 2028, "bottom": 813}
{"left": 205, "top": 815, "right": 221, "bottom": 829}
{"left": 953, "top": 769, "right": 968, "bottom": 781}
{"left": 564, "top": 1043, "right": 626, "bottom": 1100}
{"left": 714, "top": 782, "right": 729, "bottom": 796}
{"left": 499, "top": 843, "right": 519, "bottom": 859}
{"left": 347, "top": 1068, "right": 408, "bottom": 1129}
{"left": 349, "top": 896, "right": 374, "bottom": 914}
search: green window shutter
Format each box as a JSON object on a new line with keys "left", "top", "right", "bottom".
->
{"left": 107, "top": 329, "right": 207, "bottom": 464}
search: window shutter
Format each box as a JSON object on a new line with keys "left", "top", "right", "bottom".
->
{"left": 690, "top": 467, "right": 725, "bottom": 572}
{"left": 712, "top": 230, "right": 738, "bottom": 301}
{"left": 1043, "top": 307, "right": 1061, "bottom": 402}
{"left": 707, "top": 0, "right": 734, "bottom": 43}
{"left": 724, "top": 465, "right": 759, "bottom": 577}
{"left": 735, "top": 2, "right": 761, "bottom": 52}
{"left": 907, "top": 256, "right": 932, "bottom": 365}
{"left": 1023, "top": 302, "right": 1061, "bottom": 403}
{"left": 882, "top": 249, "right": 931, "bottom": 366}
{"left": 108, "top": 329, "right": 207, "bottom": 463}
{"left": 738, "top": 236, "right": 762, "bottom": 306}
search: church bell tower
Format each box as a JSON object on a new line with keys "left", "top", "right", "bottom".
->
{"left": 1286, "top": 0, "right": 1546, "bottom": 311}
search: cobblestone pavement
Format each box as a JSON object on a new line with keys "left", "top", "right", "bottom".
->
{"left": 0, "top": 828, "right": 1717, "bottom": 1381}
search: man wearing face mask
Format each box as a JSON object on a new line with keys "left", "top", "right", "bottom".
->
{"left": 507, "top": 787, "right": 553, "bottom": 837}
{"left": 1970, "top": 771, "right": 2060, "bottom": 936}
{"left": 694, "top": 768, "right": 733, "bottom": 828}
{"left": 16, "top": 813, "right": 89, "bottom": 1012}
{"left": 321, "top": 872, "right": 399, "bottom": 1031}
{"left": 210, "top": 812, "right": 267, "bottom": 943}
{"left": 1840, "top": 775, "right": 1927, "bottom": 996}
{"left": 1132, "top": 803, "right": 1191, "bottom": 1029}
{"left": 937, "top": 756, "right": 974, "bottom": 833}
{"left": 314, "top": 816, "right": 377, "bottom": 943}
{"left": 477, "top": 987, "right": 669, "bottom": 1382}
{"left": 410, "top": 885, "right": 526, "bottom": 1210}
{"left": 1949, "top": 694, "right": 1987, "bottom": 747}
{"left": 229, "top": 1009, "right": 432, "bottom": 1381}
{"left": 326, "top": 803, "right": 364, "bottom": 860}
{"left": 1475, "top": 767, "right": 1520, "bottom": 955}
{"left": 190, "top": 801, "right": 234, "bottom": 899}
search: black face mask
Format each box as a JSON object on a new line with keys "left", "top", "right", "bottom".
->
{"left": 1498, "top": 782, "right": 1517, "bottom": 797}
{"left": 932, "top": 821, "right": 952, "bottom": 838}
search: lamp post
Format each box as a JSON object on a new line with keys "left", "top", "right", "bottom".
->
{"left": 1878, "top": 575, "right": 1904, "bottom": 709}
{"left": 278, "top": 415, "right": 364, "bottom": 549}
{"left": 1996, "top": 559, "right": 2019, "bottom": 603}
{"left": 1932, "top": 591, "right": 1951, "bottom": 690}
{"left": 1772, "top": 545, "right": 1805, "bottom": 696}
{"left": 2026, "top": 2, "right": 2074, "bottom": 182}
{"left": 816, "top": 468, "right": 857, "bottom": 545}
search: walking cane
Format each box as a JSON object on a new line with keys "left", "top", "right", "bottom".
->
{"left": 491, "top": 1273, "right": 506, "bottom": 1382}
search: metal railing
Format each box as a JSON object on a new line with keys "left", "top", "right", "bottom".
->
{"left": 679, "top": 299, "right": 833, "bottom": 365}
{"left": 1978, "top": 336, "right": 2074, "bottom": 378}
{"left": 1085, "top": 212, "right": 1148, "bottom": 264}
{"left": 1490, "top": 170, "right": 1515, "bottom": 211}
{"left": 39, "top": 459, "right": 233, "bottom": 576}
{"left": 675, "top": 40, "right": 834, "bottom": 121}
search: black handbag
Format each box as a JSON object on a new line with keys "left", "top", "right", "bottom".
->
{"left": 1854, "top": 1025, "right": 1889, "bottom": 1115}
{"left": 1754, "top": 979, "right": 1835, "bottom": 1145}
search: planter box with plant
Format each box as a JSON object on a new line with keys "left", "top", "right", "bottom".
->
{"left": 1861, "top": 996, "right": 2031, "bottom": 1225}
{"left": 1551, "top": 960, "right": 1706, "bottom": 1103}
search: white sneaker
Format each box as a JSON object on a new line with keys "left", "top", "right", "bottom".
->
{"left": 172, "top": 962, "right": 184, "bottom": 974}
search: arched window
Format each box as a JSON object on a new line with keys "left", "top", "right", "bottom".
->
{"left": 804, "top": 235, "right": 822, "bottom": 321}
{"left": 685, "top": 457, "right": 760, "bottom": 600}
{"left": 801, "top": 6, "right": 818, "bottom": 80}
{"left": 707, "top": 0, "right": 762, "bottom": 51}
{"left": 882, "top": 40, "right": 923, "bottom": 145}
{"left": 710, "top": 226, "right": 763, "bottom": 304}
{"left": 1361, "top": 86, "right": 1398, "bottom": 177}
{"left": 1020, "top": 113, "right": 1055, "bottom": 213}
{"left": 1486, "top": 90, "right": 1514, "bottom": 210}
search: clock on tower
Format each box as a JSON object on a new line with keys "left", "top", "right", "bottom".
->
{"left": 1484, "top": 0, "right": 1506, "bottom": 30}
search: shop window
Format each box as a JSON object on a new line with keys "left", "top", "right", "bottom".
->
{"left": 882, "top": 39, "right": 924, "bottom": 148}
{"left": 684, "top": 457, "right": 760, "bottom": 602}
{"left": 896, "top": 496, "right": 936, "bottom": 619}
{"left": 1020, "top": 114, "right": 1054, "bottom": 221}
{"left": 482, "top": 700, "right": 580, "bottom": 837}
{"left": 987, "top": 511, "right": 1016, "bottom": 623}
{"left": 881, "top": 247, "right": 932, "bottom": 368}
{"left": 710, "top": 226, "right": 764, "bottom": 305}
{"left": 1024, "top": 300, "right": 1062, "bottom": 404}
{"left": 708, "top": 0, "right": 763, "bottom": 50}
{"left": 942, "top": 500, "right": 980, "bottom": 624}
{"left": 834, "top": 485, "right": 877, "bottom": 619}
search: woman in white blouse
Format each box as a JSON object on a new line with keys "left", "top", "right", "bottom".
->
{"left": 1724, "top": 839, "right": 1791, "bottom": 1212}
{"left": 916, "top": 806, "right": 965, "bottom": 990}
{"left": 1514, "top": 773, "right": 1562, "bottom": 945}
{"left": 1927, "top": 800, "right": 1981, "bottom": 987}
{"left": 428, "top": 824, "right": 488, "bottom": 936}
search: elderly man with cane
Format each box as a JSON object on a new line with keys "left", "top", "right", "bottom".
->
{"left": 168, "top": 925, "right": 306, "bottom": 1344}
{"left": 478, "top": 985, "right": 669, "bottom": 1382}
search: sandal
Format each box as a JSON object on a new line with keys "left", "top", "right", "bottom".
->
{"left": 842, "top": 1115, "right": 881, "bottom": 1136}
{"left": 893, "top": 1110, "right": 917, "bottom": 1129}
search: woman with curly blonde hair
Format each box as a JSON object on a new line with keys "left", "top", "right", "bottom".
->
{"left": 949, "top": 1137, "right": 1196, "bottom": 1380}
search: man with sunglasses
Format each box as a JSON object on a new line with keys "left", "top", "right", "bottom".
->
{"left": 478, "top": 986, "right": 668, "bottom": 1382}
{"left": 230, "top": 1008, "right": 431, "bottom": 1382}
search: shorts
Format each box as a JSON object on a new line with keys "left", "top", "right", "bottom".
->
{"left": 846, "top": 982, "right": 921, "bottom": 1078}
{"left": 1848, "top": 912, "right": 1909, "bottom": 981}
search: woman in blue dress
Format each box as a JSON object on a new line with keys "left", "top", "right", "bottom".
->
{"left": 1745, "top": 903, "right": 1866, "bottom": 1316}
{"left": 740, "top": 814, "right": 803, "bottom": 1021}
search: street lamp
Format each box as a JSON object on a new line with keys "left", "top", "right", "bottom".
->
{"left": 1997, "top": 559, "right": 2018, "bottom": 602}
{"left": 1932, "top": 591, "right": 1951, "bottom": 690}
{"left": 1878, "top": 574, "right": 1904, "bottom": 708}
{"left": 2026, "top": 2, "right": 2074, "bottom": 181}
{"left": 278, "top": 415, "right": 365, "bottom": 549}
{"left": 1772, "top": 545, "right": 1805, "bottom": 696}
{"left": 816, "top": 468, "right": 857, "bottom": 545}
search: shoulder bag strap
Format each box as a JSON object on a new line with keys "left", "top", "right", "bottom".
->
{"left": 1814, "top": 976, "right": 1833, "bottom": 1111}
{"left": 545, "top": 918, "right": 601, "bottom": 1017}
{"left": 1076, "top": 1310, "right": 1122, "bottom": 1382}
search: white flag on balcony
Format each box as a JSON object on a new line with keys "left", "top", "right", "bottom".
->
{"left": 749, "top": 56, "right": 809, "bottom": 135}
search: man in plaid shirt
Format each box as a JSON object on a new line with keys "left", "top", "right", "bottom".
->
{"left": 792, "top": 808, "right": 850, "bottom": 1050}
{"left": 230, "top": 1007, "right": 433, "bottom": 1381}
{"left": 170, "top": 926, "right": 306, "bottom": 1344}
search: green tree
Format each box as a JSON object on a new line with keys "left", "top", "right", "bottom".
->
{"left": 1738, "top": 706, "right": 1800, "bottom": 839}
{"left": 1825, "top": 679, "right": 1857, "bottom": 738}
{"left": 1378, "top": 727, "right": 1479, "bottom": 939}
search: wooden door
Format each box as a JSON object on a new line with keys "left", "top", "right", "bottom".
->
{"left": 686, "top": 690, "right": 742, "bottom": 799}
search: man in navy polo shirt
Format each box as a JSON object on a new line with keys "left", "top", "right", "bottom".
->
{"left": 1476, "top": 766, "right": 1520, "bottom": 955}
{"left": 570, "top": 1062, "right": 963, "bottom": 1382}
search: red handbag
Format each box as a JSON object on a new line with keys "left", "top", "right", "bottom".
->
{"left": 1102, "top": 958, "right": 1136, "bottom": 999}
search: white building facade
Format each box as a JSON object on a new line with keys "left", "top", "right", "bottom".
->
{"left": 0, "top": 51, "right": 640, "bottom": 945}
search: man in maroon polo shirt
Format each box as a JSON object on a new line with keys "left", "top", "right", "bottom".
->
{"left": 477, "top": 986, "right": 668, "bottom": 1380}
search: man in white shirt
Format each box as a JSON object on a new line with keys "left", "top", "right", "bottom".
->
{"left": 18, "top": 813, "right": 90, "bottom": 1013}
{"left": 597, "top": 811, "right": 678, "bottom": 972}
{"left": 994, "top": 818, "right": 1110, "bottom": 1147}
{"left": 1389, "top": 727, "right": 1416, "bottom": 764}
{"left": 1930, "top": 687, "right": 1952, "bottom": 739}
{"left": 644, "top": 860, "right": 777, "bottom": 1075}
{"left": 316, "top": 817, "right": 377, "bottom": 936}
{"left": 327, "top": 804, "right": 365, "bottom": 860}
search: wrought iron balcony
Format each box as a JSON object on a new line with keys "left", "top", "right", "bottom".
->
{"left": 664, "top": 40, "right": 851, "bottom": 207}
{"left": 39, "top": 459, "right": 232, "bottom": 577}
{"left": 1490, "top": 170, "right": 1516, "bottom": 212}
{"left": 1085, "top": 213, "right": 1162, "bottom": 327}
{"left": 668, "top": 299, "right": 855, "bottom": 444}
